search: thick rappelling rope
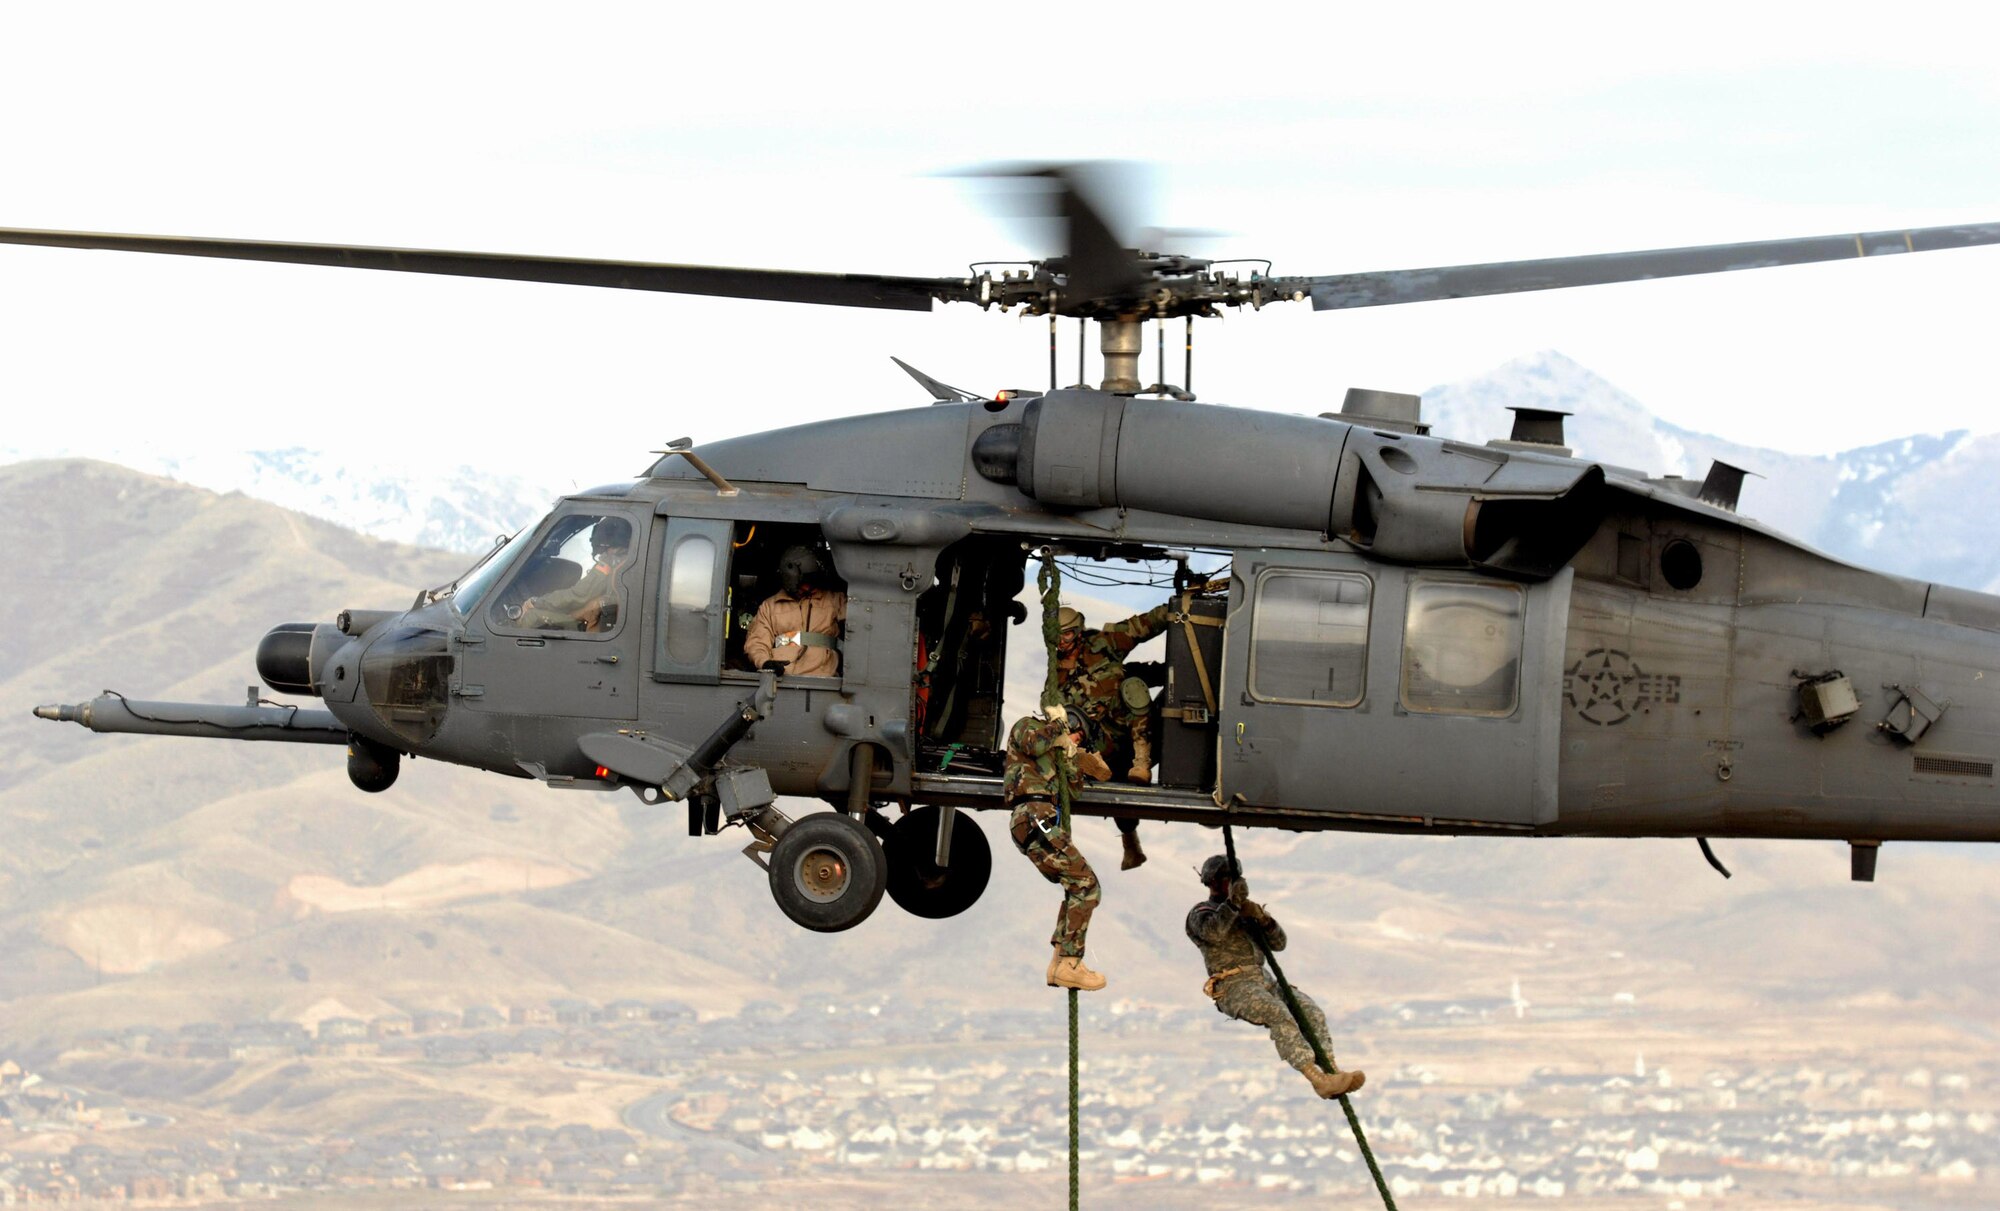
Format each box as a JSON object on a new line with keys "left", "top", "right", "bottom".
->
{"left": 1036, "top": 550, "right": 1082, "bottom": 1211}
{"left": 1223, "top": 824, "right": 1398, "bottom": 1209}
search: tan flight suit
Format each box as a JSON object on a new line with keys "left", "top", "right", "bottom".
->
{"left": 519, "top": 559, "right": 621, "bottom": 631}
{"left": 744, "top": 588, "right": 848, "bottom": 677}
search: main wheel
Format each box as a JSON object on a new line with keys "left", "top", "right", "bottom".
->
{"left": 768, "top": 812, "right": 888, "bottom": 933}
{"left": 884, "top": 805, "right": 992, "bottom": 920}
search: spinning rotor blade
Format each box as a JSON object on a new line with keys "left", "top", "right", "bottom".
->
{"left": 0, "top": 227, "right": 971, "bottom": 311}
{"left": 1300, "top": 221, "right": 2000, "bottom": 311}
{"left": 955, "top": 161, "right": 1152, "bottom": 309}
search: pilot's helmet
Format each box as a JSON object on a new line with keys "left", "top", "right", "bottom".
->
{"left": 591, "top": 517, "right": 632, "bottom": 555}
{"left": 777, "top": 545, "right": 825, "bottom": 595}
{"left": 1197, "top": 854, "right": 1241, "bottom": 885}
{"left": 1056, "top": 606, "right": 1085, "bottom": 633}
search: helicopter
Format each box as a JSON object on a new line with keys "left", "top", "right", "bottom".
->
{"left": 20, "top": 166, "right": 2000, "bottom": 934}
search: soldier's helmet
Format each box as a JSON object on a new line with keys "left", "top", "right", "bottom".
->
{"left": 1056, "top": 606, "right": 1085, "bottom": 633}
{"left": 776, "top": 545, "right": 825, "bottom": 595}
{"left": 1197, "top": 854, "right": 1241, "bottom": 885}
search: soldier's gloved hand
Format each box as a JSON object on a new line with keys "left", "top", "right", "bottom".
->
{"left": 1228, "top": 877, "right": 1250, "bottom": 905}
{"left": 1243, "top": 900, "right": 1272, "bottom": 925}
{"left": 1043, "top": 699, "right": 1068, "bottom": 723}
{"left": 1053, "top": 729, "right": 1080, "bottom": 756}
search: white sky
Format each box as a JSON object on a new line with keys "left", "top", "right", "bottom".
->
{"left": 4, "top": 2, "right": 1999, "bottom": 487}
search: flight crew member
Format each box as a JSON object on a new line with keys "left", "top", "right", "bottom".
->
{"left": 1056, "top": 602, "right": 1170, "bottom": 870}
{"left": 516, "top": 518, "right": 632, "bottom": 631}
{"left": 1004, "top": 705, "right": 1113, "bottom": 991}
{"left": 745, "top": 545, "right": 848, "bottom": 677}
{"left": 1186, "top": 855, "right": 1366, "bottom": 1099}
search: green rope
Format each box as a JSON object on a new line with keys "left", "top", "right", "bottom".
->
{"left": 1068, "top": 985, "right": 1080, "bottom": 1209}
{"left": 1223, "top": 825, "right": 1397, "bottom": 1210}
{"left": 1038, "top": 550, "right": 1082, "bottom": 1210}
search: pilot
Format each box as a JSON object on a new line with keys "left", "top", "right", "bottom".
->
{"left": 1056, "top": 602, "right": 1170, "bottom": 870}
{"left": 1186, "top": 855, "right": 1365, "bottom": 1100}
{"left": 1004, "top": 705, "right": 1113, "bottom": 991}
{"left": 516, "top": 518, "right": 632, "bottom": 631}
{"left": 744, "top": 545, "right": 848, "bottom": 676}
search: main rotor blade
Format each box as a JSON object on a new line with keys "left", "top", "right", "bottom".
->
{"left": 0, "top": 227, "right": 969, "bottom": 311}
{"left": 1300, "top": 221, "right": 2000, "bottom": 311}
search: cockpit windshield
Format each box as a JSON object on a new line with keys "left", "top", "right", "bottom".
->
{"left": 446, "top": 524, "right": 537, "bottom": 616}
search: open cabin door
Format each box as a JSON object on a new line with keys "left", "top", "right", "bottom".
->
{"left": 1218, "top": 549, "right": 1570, "bottom": 827}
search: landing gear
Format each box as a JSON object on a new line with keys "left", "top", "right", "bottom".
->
{"left": 767, "top": 812, "right": 888, "bottom": 932}
{"left": 884, "top": 805, "right": 992, "bottom": 919}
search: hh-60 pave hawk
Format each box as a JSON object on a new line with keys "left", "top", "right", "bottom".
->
{"left": 21, "top": 167, "right": 2000, "bottom": 932}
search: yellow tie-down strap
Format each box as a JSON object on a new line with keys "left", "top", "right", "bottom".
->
{"left": 1169, "top": 591, "right": 1224, "bottom": 714}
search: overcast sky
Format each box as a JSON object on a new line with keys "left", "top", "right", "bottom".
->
{"left": 3, "top": 2, "right": 1998, "bottom": 487}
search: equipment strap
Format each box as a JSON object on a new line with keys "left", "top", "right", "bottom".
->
{"left": 1173, "top": 592, "right": 1220, "bottom": 714}
{"left": 1223, "top": 824, "right": 1398, "bottom": 1210}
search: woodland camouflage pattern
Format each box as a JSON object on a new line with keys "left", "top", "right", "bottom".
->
{"left": 1005, "top": 713, "right": 1099, "bottom": 958}
{"left": 1187, "top": 896, "right": 1335, "bottom": 1076}
{"left": 1057, "top": 603, "right": 1170, "bottom": 757}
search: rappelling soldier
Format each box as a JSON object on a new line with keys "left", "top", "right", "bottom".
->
{"left": 1186, "top": 854, "right": 1365, "bottom": 1099}
{"left": 744, "top": 545, "right": 848, "bottom": 677}
{"left": 1056, "top": 602, "right": 1168, "bottom": 870}
{"left": 1004, "top": 705, "right": 1112, "bottom": 991}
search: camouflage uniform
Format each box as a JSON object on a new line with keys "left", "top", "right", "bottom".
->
{"left": 1003, "top": 713, "right": 1099, "bottom": 959}
{"left": 1186, "top": 895, "right": 1336, "bottom": 1078}
{"left": 1057, "top": 603, "right": 1170, "bottom": 768}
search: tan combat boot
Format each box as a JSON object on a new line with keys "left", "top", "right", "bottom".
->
{"left": 1119, "top": 827, "right": 1147, "bottom": 871}
{"left": 1045, "top": 947, "right": 1064, "bottom": 985}
{"left": 1125, "top": 735, "right": 1153, "bottom": 785}
{"left": 1049, "top": 955, "right": 1108, "bottom": 991}
{"left": 1307, "top": 1066, "right": 1366, "bottom": 1099}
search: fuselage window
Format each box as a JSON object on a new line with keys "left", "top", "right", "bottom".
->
{"left": 1401, "top": 580, "right": 1524, "bottom": 717}
{"left": 1247, "top": 570, "right": 1371, "bottom": 707}
{"left": 662, "top": 533, "right": 719, "bottom": 665}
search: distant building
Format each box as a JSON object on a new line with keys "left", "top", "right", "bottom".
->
{"left": 411, "top": 1010, "right": 458, "bottom": 1035}
{"left": 318, "top": 1017, "right": 369, "bottom": 1042}
{"left": 463, "top": 1006, "right": 505, "bottom": 1029}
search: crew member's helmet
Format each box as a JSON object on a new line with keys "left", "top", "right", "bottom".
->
{"left": 1057, "top": 606, "right": 1085, "bottom": 632}
{"left": 777, "top": 545, "right": 825, "bottom": 595}
{"left": 591, "top": 517, "right": 633, "bottom": 556}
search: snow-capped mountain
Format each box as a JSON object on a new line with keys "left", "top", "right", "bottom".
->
{"left": 0, "top": 444, "right": 572, "bottom": 554}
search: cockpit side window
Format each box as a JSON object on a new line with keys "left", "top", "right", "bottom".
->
{"left": 488, "top": 513, "right": 637, "bottom": 636}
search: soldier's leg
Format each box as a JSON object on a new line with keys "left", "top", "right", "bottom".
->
{"left": 1218, "top": 980, "right": 1321, "bottom": 1077}
{"left": 1124, "top": 706, "right": 1154, "bottom": 785}
{"left": 1030, "top": 839, "right": 1099, "bottom": 957}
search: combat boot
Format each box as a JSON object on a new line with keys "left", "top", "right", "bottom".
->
{"left": 1049, "top": 955, "right": 1107, "bottom": 992}
{"left": 1125, "top": 735, "right": 1153, "bottom": 785}
{"left": 1119, "top": 826, "right": 1147, "bottom": 871}
{"left": 1307, "top": 1066, "right": 1366, "bottom": 1099}
{"left": 1045, "top": 947, "right": 1064, "bottom": 985}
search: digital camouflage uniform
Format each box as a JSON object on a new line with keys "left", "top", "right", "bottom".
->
{"left": 1058, "top": 603, "right": 1170, "bottom": 767}
{"left": 1186, "top": 895, "right": 1336, "bottom": 1078}
{"left": 1003, "top": 713, "right": 1100, "bottom": 958}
